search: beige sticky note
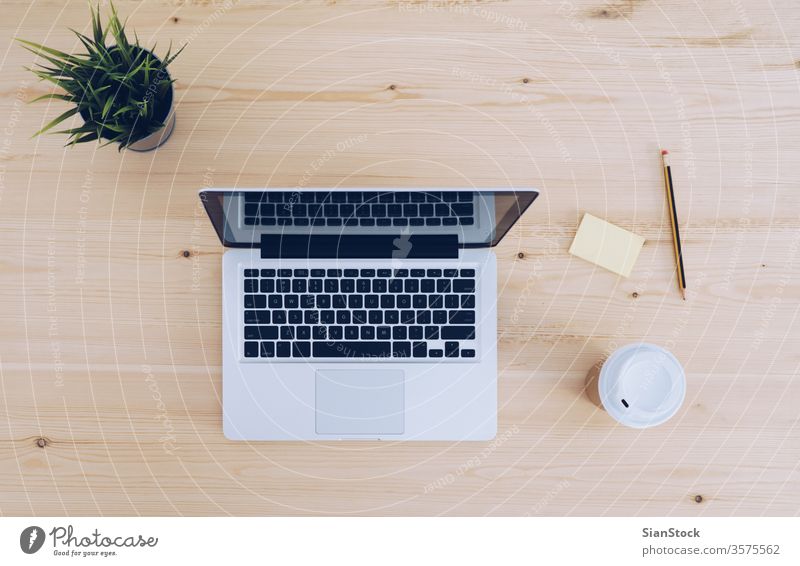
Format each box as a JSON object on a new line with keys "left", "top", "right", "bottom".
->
{"left": 569, "top": 213, "right": 645, "bottom": 277}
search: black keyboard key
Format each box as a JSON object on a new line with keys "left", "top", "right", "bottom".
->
{"left": 277, "top": 279, "right": 291, "bottom": 293}
{"left": 415, "top": 310, "right": 431, "bottom": 324}
{"left": 394, "top": 269, "right": 409, "bottom": 278}
{"left": 410, "top": 218, "right": 424, "bottom": 226}
{"left": 395, "top": 192, "right": 410, "bottom": 203}
{"left": 352, "top": 310, "right": 367, "bottom": 324}
{"left": 388, "top": 204, "right": 402, "bottom": 217}
{"left": 359, "top": 218, "right": 375, "bottom": 226}
{"left": 244, "top": 295, "right": 266, "bottom": 309}
{"left": 460, "top": 295, "right": 476, "bottom": 308}
{"left": 429, "top": 349, "right": 443, "bottom": 358}
{"left": 329, "top": 326, "right": 343, "bottom": 340}
{"left": 443, "top": 217, "right": 457, "bottom": 226}
{"left": 404, "top": 279, "right": 419, "bottom": 293}
{"left": 421, "top": 279, "right": 435, "bottom": 293}
{"left": 244, "top": 217, "right": 257, "bottom": 226}
{"left": 337, "top": 311, "right": 351, "bottom": 324}
{"left": 311, "top": 269, "right": 325, "bottom": 277}
{"left": 429, "top": 294, "right": 444, "bottom": 308}
{"left": 278, "top": 269, "right": 292, "bottom": 277}
{"left": 292, "top": 342, "right": 311, "bottom": 357}
{"left": 345, "top": 326, "right": 359, "bottom": 340}
{"left": 357, "top": 280, "right": 370, "bottom": 293}
{"left": 344, "top": 269, "right": 358, "bottom": 277}
{"left": 392, "top": 342, "right": 411, "bottom": 358}
{"left": 442, "top": 191, "right": 458, "bottom": 202}
{"left": 341, "top": 279, "right": 355, "bottom": 293}
{"left": 441, "top": 326, "right": 476, "bottom": 340}
{"left": 427, "top": 269, "right": 442, "bottom": 277}
{"left": 332, "top": 295, "right": 346, "bottom": 309}
{"left": 458, "top": 192, "right": 472, "bottom": 202}
{"left": 393, "top": 218, "right": 408, "bottom": 226}
{"left": 377, "top": 326, "right": 391, "bottom": 340}
{"left": 360, "top": 269, "right": 375, "bottom": 277}
{"left": 397, "top": 295, "right": 411, "bottom": 309}
{"left": 452, "top": 203, "right": 473, "bottom": 216}
{"left": 244, "top": 269, "right": 259, "bottom": 277}
{"left": 272, "top": 310, "right": 287, "bottom": 324}
{"left": 377, "top": 269, "right": 391, "bottom": 277}
{"left": 376, "top": 218, "right": 391, "bottom": 226}
{"left": 449, "top": 310, "right": 476, "bottom": 324}
{"left": 244, "top": 310, "right": 270, "bottom": 324}
{"left": 320, "top": 310, "right": 335, "bottom": 324}
{"left": 387, "top": 279, "right": 403, "bottom": 293}
{"left": 324, "top": 280, "right": 339, "bottom": 293}
{"left": 460, "top": 269, "right": 475, "bottom": 277}
{"left": 301, "top": 295, "right": 315, "bottom": 308}
{"left": 444, "top": 269, "right": 458, "bottom": 277}
{"left": 244, "top": 341, "right": 259, "bottom": 357}
{"left": 313, "top": 341, "right": 391, "bottom": 358}
{"left": 260, "top": 342, "right": 275, "bottom": 357}
{"left": 276, "top": 342, "right": 292, "bottom": 357}
{"left": 288, "top": 310, "right": 303, "bottom": 324}
{"left": 360, "top": 326, "right": 375, "bottom": 340}
{"left": 445, "top": 295, "right": 459, "bottom": 309}
{"left": 304, "top": 310, "right": 320, "bottom": 324}
{"left": 411, "top": 269, "right": 425, "bottom": 277}
{"left": 413, "top": 295, "right": 426, "bottom": 309}
{"left": 326, "top": 269, "right": 342, "bottom": 277}
{"left": 293, "top": 269, "right": 308, "bottom": 277}
{"left": 433, "top": 310, "right": 448, "bottom": 324}
{"left": 412, "top": 342, "right": 427, "bottom": 358}
{"left": 260, "top": 279, "right": 275, "bottom": 293}
{"left": 244, "top": 279, "right": 258, "bottom": 293}
{"left": 280, "top": 326, "right": 294, "bottom": 340}
{"left": 292, "top": 279, "right": 307, "bottom": 293}
{"left": 373, "top": 279, "right": 387, "bottom": 293}
{"left": 409, "top": 326, "right": 423, "bottom": 340}
{"left": 245, "top": 326, "right": 279, "bottom": 340}
{"left": 313, "top": 326, "right": 328, "bottom": 340}
{"left": 445, "top": 341, "right": 459, "bottom": 358}
{"left": 261, "top": 269, "right": 276, "bottom": 277}
{"left": 284, "top": 294, "right": 299, "bottom": 308}
{"left": 317, "top": 295, "right": 331, "bottom": 308}
{"left": 348, "top": 295, "right": 363, "bottom": 309}
{"left": 401, "top": 310, "right": 415, "bottom": 324}
{"left": 425, "top": 218, "right": 441, "bottom": 226}
{"left": 385, "top": 310, "right": 399, "bottom": 324}
{"left": 453, "top": 279, "right": 475, "bottom": 293}
{"left": 309, "top": 279, "right": 323, "bottom": 293}
{"left": 425, "top": 326, "right": 440, "bottom": 340}
{"left": 437, "top": 280, "right": 452, "bottom": 293}
{"left": 368, "top": 311, "right": 382, "bottom": 324}
{"left": 419, "top": 204, "right": 434, "bottom": 217}
{"left": 392, "top": 326, "right": 407, "bottom": 340}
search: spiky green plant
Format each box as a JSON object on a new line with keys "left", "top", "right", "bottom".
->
{"left": 18, "top": 2, "right": 183, "bottom": 149}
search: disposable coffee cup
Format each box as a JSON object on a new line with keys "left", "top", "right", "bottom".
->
{"left": 585, "top": 343, "right": 685, "bottom": 428}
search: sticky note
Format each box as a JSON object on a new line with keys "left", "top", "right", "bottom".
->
{"left": 569, "top": 213, "right": 645, "bottom": 277}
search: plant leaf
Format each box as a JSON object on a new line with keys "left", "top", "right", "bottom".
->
{"left": 32, "top": 106, "right": 79, "bottom": 137}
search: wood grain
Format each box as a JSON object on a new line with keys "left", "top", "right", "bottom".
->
{"left": 0, "top": 0, "right": 798, "bottom": 516}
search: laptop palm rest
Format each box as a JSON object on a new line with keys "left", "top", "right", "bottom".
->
{"left": 315, "top": 370, "right": 405, "bottom": 435}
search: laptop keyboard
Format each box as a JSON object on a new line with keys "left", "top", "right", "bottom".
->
{"left": 242, "top": 266, "right": 478, "bottom": 360}
{"left": 242, "top": 191, "right": 475, "bottom": 227}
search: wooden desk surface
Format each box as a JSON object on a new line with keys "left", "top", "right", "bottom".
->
{"left": 1, "top": 0, "right": 798, "bottom": 516}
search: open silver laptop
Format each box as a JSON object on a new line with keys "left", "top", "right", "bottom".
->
{"left": 200, "top": 188, "right": 538, "bottom": 440}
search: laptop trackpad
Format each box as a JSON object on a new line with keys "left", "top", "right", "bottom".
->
{"left": 315, "top": 370, "right": 405, "bottom": 435}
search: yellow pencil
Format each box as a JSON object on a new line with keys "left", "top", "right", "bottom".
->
{"left": 661, "top": 150, "right": 686, "bottom": 300}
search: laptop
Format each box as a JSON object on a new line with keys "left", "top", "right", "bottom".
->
{"left": 200, "top": 188, "right": 538, "bottom": 440}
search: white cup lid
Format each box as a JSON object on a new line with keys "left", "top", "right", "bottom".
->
{"left": 599, "top": 343, "right": 686, "bottom": 428}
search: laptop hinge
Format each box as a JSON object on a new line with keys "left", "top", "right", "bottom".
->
{"left": 260, "top": 234, "right": 459, "bottom": 259}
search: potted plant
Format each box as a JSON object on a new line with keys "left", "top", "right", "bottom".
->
{"left": 18, "top": 2, "right": 183, "bottom": 151}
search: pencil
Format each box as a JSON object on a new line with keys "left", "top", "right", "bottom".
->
{"left": 661, "top": 150, "right": 686, "bottom": 300}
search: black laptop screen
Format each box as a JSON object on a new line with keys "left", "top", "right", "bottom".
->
{"left": 200, "top": 189, "right": 538, "bottom": 249}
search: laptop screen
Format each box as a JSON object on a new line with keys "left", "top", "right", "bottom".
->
{"left": 200, "top": 189, "right": 538, "bottom": 248}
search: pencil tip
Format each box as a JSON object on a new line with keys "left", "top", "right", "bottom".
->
{"left": 661, "top": 149, "right": 669, "bottom": 155}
